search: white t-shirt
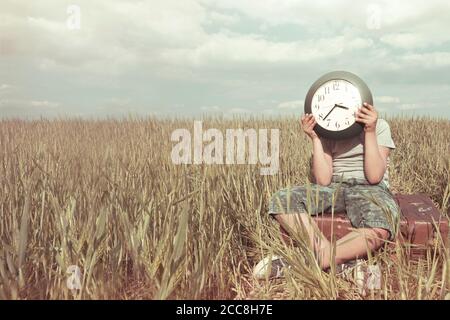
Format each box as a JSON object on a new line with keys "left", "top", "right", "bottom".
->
{"left": 320, "top": 119, "right": 396, "bottom": 187}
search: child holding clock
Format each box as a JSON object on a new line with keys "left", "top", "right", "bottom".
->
{"left": 254, "top": 102, "right": 399, "bottom": 279}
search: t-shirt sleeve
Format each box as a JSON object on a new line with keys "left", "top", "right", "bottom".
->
{"left": 376, "top": 119, "right": 396, "bottom": 149}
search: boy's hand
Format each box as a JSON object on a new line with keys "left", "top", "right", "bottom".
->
{"left": 356, "top": 102, "right": 378, "bottom": 133}
{"left": 301, "top": 113, "right": 319, "bottom": 140}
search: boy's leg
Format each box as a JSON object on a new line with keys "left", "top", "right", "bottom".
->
{"left": 276, "top": 218, "right": 389, "bottom": 269}
{"left": 269, "top": 182, "right": 399, "bottom": 270}
{"left": 336, "top": 183, "right": 400, "bottom": 264}
{"left": 269, "top": 183, "right": 345, "bottom": 268}
{"left": 333, "top": 228, "right": 389, "bottom": 265}
{"left": 274, "top": 213, "right": 331, "bottom": 262}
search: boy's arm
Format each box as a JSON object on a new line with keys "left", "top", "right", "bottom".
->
{"left": 311, "top": 137, "right": 333, "bottom": 186}
{"left": 363, "top": 132, "right": 390, "bottom": 184}
{"left": 301, "top": 114, "right": 333, "bottom": 186}
{"left": 356, "top": 103, "right": 389, "bottom": 184}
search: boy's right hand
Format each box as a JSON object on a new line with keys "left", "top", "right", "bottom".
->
{"left": 301, "top": 113, "right": 319, "bottom": 140}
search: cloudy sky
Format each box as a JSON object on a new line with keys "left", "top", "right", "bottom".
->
{"left": 1, "top": 0, "right": 450, "bottom": 118}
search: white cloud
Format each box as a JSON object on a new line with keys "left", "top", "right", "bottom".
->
{"left": 377, "top": 96, "right": 400, "bottom": 103}
{"left": 400, "top": 52, "right": 450, "bottom": 69}
{"left": 201, "top": 105, "right": 221, "bottom": 111}
{"left": 397, "top": 103, "right": 420, "bottom": 110}
{"left": 1, "top": 0, "right": 450, "bottom": 118}
{"left": 160, "top": 33, "right": 374, "bottom": 67}
{"left": 0, "top": 84, "right": 14, "bottom": 98}
{"left": 277, "top": 100, "right": 304, "bottom": 109}
{"left": 0, "top": 84, "right": 12, "bottom": 91}
{"left": 204, "top": 11, "right": 239, "bottom": 26}
{"left": 30, "top": 100, "right": 60, "bottom": 108}
{"left": 2, "top": 0, "right": 447, "bottom": 74}
{"left": 2, "top": 0, "right": 378, "bottom": 73}
{"left": 228, "top": 107, "right": 250, "bottom": 114}
{"left": 0, "top": 98, "right": 61, "bottom": 118}
{"left": 380, "top": 33, "right": 436, "bottom": 49}
{"left": 200, "top": 0, "right": 366, "bottom": 28}
{"left": 202, "top": 0, "right": 450, "bottom": 31}
{"left": 1, "top": 0, "right": 208, "bottom": 74}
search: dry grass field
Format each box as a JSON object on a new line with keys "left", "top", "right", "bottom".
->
{"left": 0, "top": 116, "right": 449, "bottom": 300}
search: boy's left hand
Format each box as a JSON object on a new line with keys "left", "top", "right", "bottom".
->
{"left": 355, "top": 102, "right": 378, "bottom": 133}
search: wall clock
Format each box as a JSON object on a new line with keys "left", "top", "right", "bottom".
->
{"left": 304, "top": 71, "right": 373, "bottom": 140}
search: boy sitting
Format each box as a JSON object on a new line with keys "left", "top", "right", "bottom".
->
{"left": 256, "top": 103, "right": 399, "bottom": 277}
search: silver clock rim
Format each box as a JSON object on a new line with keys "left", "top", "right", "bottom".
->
{"left": 304, "top": 71, "right": 373, "bottom": 140}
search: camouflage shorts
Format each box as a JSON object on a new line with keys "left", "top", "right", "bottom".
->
{"left": 268, "top": 178, "right": 400, "bottom": 240}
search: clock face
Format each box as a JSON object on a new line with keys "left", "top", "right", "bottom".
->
{"left": 304, "top": 71, "right": 372, "bottom": 140}
{"left": 311, "top": 79, "right": 362, "bottom": 132}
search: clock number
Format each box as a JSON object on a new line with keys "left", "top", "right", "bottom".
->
{"left": 335, "top": 122, "right": 340, "bottom": 129}
{"left": 314, "top": 104, "right": 320, "bottom": 110}
{"left": 326, "top": 119, "right": 331, "bottom": 127}
{"left": 318, "top": 94, "right": 325, "bottom": 102}
{"left": 333, "top": 81, "right": 340, "bottom": 90}
{"left": 324, "top": 87, "right": 330, "bottom": 94}
{"left": 318, "top": 113, "right": 324, "bottom": 120}
{"left": 344, "top": 118, "right": 350, "bottom": 125}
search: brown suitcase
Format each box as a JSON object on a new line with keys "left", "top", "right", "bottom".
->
{"left": 395, "top": 194, "right": 448, "bottom": 255}
{"left": 281, "top": 194, "right": 449, "bottom": 256}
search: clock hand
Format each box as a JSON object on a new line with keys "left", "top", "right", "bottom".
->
{"left": 334, "top": 104, "right": 349, "bottom": 110}
{"left": 322, "top": 105, "right": 336, "bottom": 120}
